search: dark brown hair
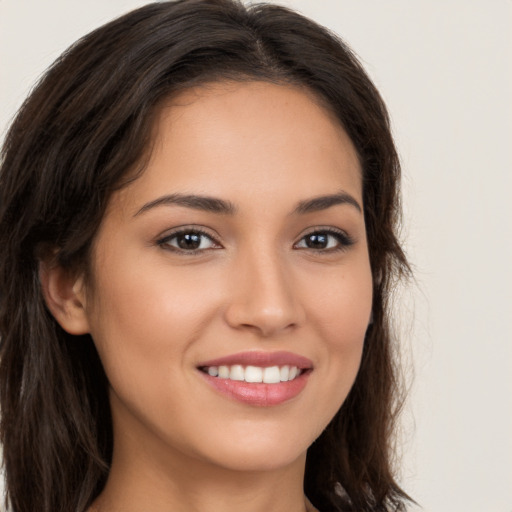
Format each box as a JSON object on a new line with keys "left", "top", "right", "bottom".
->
{"left": 0, "top": 1, "right": 411, "bottom": 511}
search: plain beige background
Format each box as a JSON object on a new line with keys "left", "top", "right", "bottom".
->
{"left": 1, "top": 1, "right": 511, "bottom": 511}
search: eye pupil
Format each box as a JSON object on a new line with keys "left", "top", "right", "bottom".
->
{"left": 306, "top": 233, "right": 328, "bottom": 249}
{"left": 177, "top": 233, "right": 202, "bottom": 250}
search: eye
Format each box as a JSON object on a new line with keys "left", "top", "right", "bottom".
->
{"left": 294, "top": 229, "right": 354, "bottom": 252}
{"left": 157, "top": 229, "right": 220, "bottom": 253}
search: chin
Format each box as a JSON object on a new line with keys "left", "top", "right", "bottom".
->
{"left": 190, "top": 421, "right": 317, "bottom": 473}
{"left": 205, "top": 444, "right": 307, "bottom": 473}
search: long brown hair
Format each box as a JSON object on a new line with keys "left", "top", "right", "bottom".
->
{"left": 0, "top": 1, "right": 411, "bottom": 511}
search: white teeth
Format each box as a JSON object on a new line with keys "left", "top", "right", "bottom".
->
{"left": 207, "top": 366, "right": 219, "bottom": 377}
{"left": 204, "top": 364, "right": 302, "bottom": 383}
{"left": 279, "top": 365, "right": 290, "bottom": 381}
{"left": 263, "top": 366, "right": 281, "bottom": 384}
{"left": 218, "top": 365, "right": 230, "bottom": 378}
{"left": 229, "top": 364, "right": 244, "bottom": 381}
{"left": 245, "top": 366, "right": 263, "bottom": 383}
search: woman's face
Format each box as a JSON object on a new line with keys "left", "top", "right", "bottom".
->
{"left": 81, "top": 81, "right": 372, "bottom": 474}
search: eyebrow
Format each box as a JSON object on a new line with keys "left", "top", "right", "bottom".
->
{"left": 293, "top": 192, "right": 362, "bottom": 215}
{"left": 134, "top": 193, "right": 237, "bottom": 216}
{"left": 134, "top": 190, "right": 362, "bottom": 217}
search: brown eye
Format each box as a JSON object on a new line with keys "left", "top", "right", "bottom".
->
{"left": 175, "top": 233, "right": 204, "bottom": 250}
{"left": 158, "top": 230, "right": 219, "bottom": 252}
{"left": 295, "top": 229, "right": 354, "bottom": 251}
{"left": 303, "top": 233, "right": 330, "bottom": 249}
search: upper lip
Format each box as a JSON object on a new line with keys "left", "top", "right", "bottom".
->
{"left": 198, "top": 351, "right": 313, "bottom": 369}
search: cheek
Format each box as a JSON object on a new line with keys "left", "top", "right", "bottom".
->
{"left": 308, "top": 259, "right": 373, "bottom": 343}
{"left": 84, "top": 250, "right": 222, "bottom": 392}
{"left": 84, "top": 260, "right": 222, "bottom": 437}
{"left": 90, "top": 248, "right": 221, "bottom": 332}
{"left": 304, "top": 261, "right": 372, "bottom": 417}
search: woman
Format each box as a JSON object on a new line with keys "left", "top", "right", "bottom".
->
{"left": 0, "top": 1, "right": 411, "bottom": 511}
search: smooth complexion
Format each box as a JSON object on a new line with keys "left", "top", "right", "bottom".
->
{"left": 46, "top": 82, "right": 373, "bottom": 512}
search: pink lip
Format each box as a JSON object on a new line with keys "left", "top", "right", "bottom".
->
{"left": 199, "top": 372, "right": 310, "bottom": 407}
{"left": 198, "top": 351, "right": 313, "bottom": 369}
{"left": 197, "top": 351, "right": 313, "bottom": 407}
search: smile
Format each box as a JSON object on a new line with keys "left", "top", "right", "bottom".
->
{"left": 200, "top": 364, "right": 303, "bottom": 383}
{"left": 197, "top": 351, "right": 313, "bottom": 406}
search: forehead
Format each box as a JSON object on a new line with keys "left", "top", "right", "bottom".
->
{"left": 115, "top": 81, "right": 362, "bottom": 215}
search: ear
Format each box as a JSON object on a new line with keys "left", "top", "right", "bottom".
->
{"left": 39, "top": 261, "right": 91, "bottom": 335}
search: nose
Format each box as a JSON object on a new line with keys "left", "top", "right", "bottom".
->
{"left": 224, "top": 248, "right": 305, "bottom": 338}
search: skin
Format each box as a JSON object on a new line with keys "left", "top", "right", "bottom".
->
{"left": 44, "top": 81, "right": 372, "bottom": 512}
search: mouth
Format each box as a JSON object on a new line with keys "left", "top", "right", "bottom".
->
{"left": 197, "top": 351, "right": 313, "bottom": 406}
{"left": 198, "top": 364, "right": 305, "bottom": 383}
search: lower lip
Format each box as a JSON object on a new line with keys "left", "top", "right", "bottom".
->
{"left": 199, "top": 371, "right": 310, "bottom": 407}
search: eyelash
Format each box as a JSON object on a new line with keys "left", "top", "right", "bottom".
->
{"left": 295, "top": 228, "right": 355, "bottom": 252}
{"left": 156, "top": 227, "right": 354, "bottom": 255}
{"left": 157, "top": 228, "right": 220, "bottom": 254}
